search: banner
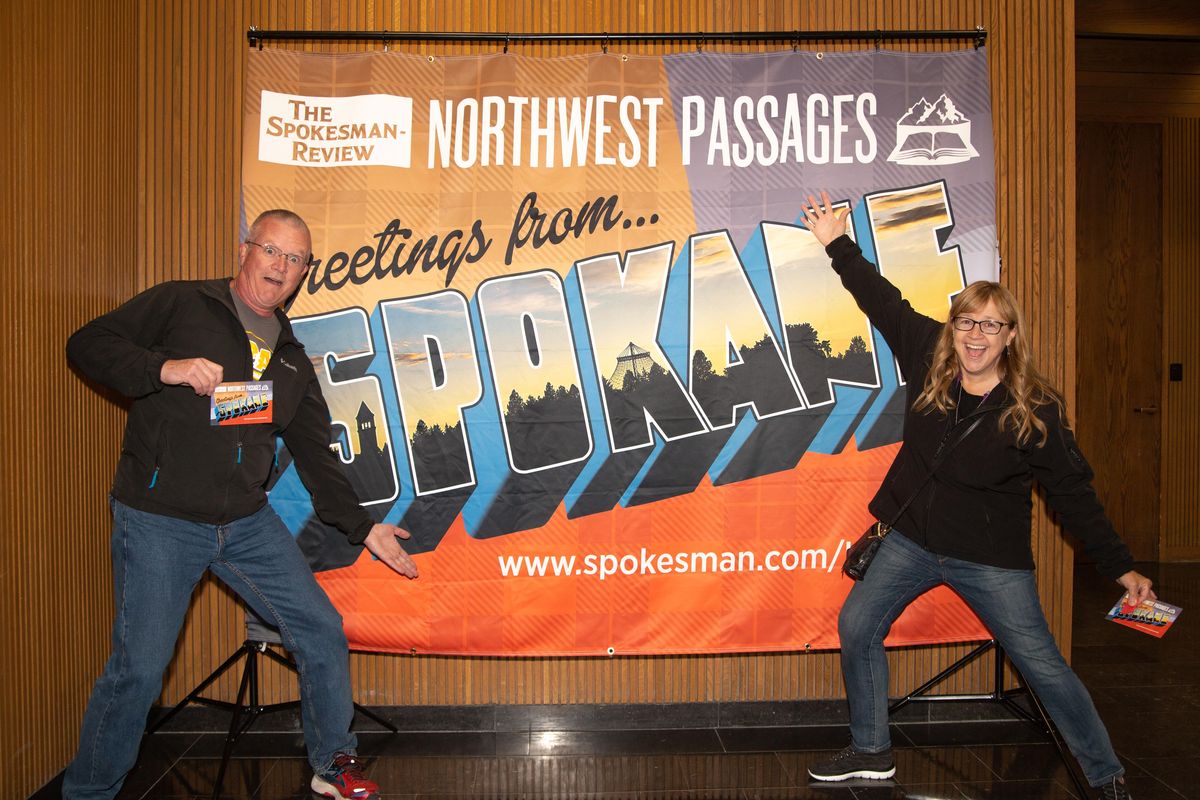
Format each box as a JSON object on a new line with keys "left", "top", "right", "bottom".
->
{"left": 244, "top": 47, "right": 997, "bottom": 655}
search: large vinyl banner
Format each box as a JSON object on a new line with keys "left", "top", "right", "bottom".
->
{"left": 245, "top": 47, "right": 997, "bottom": 655}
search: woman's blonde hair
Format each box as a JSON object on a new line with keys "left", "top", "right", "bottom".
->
{"left": 912, "top": 281, "right": 1064, "bottom": 446}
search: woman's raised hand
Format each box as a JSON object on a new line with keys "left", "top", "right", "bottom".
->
{"left": 800, "top": 190, "right": 850, "bottom": 247}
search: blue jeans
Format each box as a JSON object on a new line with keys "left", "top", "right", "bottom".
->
{"left": 63, "top": 498, "right": 356, "bottom": 800}
{"left": 838, "top": 531, "right": 1123, "bottom": 788}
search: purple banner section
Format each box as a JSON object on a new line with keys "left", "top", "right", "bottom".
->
{"left": 663, "top": 48, "right": 996, "bottom": 279}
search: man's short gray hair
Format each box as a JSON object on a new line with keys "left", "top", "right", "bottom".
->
{"left": 247, "top": 209, "right": 311, "bottom": 244}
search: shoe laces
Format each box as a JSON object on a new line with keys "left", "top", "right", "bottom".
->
{"left": 327, "top": 752, "right": 368, "bottom": 781}
{"left": 831, "top": 745, "right": 859, "bottom": 761}
{"left": 1100, "top": 777, "right": 1131, "bottom": 800}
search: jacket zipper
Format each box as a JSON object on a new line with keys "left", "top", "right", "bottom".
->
{"left": 217, "top": 293, "right": 257, "bottom": 522}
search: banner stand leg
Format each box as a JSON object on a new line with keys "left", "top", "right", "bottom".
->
{"left": 886, "top": 639, "right": 1090, "bottom": 799}
{"left": 146, "top": 611, "right": 398, "bottom": 799}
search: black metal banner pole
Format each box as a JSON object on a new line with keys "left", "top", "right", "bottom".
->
{"left": 246, "top": 26, "right": 987, "bottom": 49}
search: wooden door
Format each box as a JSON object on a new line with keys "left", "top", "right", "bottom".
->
{"left": 1075, "top": 121, "right": 1162, "bottom": 562}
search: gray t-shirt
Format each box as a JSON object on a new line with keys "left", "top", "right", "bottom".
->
{"left": 231, "top": 286, "right": 281, "bottom": 379}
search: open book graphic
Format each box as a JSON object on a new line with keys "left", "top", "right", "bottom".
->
{"left": 888, "top": 93, "right": 981, "bottom": 166}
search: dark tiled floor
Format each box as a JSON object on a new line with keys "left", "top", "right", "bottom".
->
{"left": 34, "top": 562, "right": 1197, "bottom": 799}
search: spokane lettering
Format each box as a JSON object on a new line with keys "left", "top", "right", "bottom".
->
{"left": 216, "top": 393, "right": 269, "bottom": 420}
{"left": 287, "top": 184, "right": 965, "bottom": 549}
{"left": 680, "top": 92, "right": 878, "bottom": 167}
{"left": 308, "top": 218, "right": 493, "bottom": 294}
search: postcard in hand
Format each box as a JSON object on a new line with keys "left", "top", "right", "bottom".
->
{"left": 211, "top": 382, "right": 273, "bottom": 426}
{"left": 1106, "top": 595, "right": 1182, "bottom": 638}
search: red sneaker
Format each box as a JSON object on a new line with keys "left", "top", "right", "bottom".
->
{"left": 310, "top": 753, "right": 378, "bottom": 799}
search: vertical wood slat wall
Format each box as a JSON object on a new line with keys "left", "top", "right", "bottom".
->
{"left": 0, "top": 0, "right": 137, "bottom": 795}
{"left": 7, "top": 1, "right": 1083, "bottom": 796}
{"left": 1163, "top": 119, "right": 1200, "bottom": 559}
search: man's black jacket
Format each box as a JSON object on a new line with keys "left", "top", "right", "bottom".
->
{"left": 67, "top": 279, "right": 373, "bottom": 542}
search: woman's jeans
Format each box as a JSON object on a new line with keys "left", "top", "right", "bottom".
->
{"left": 63, "top": 499, "right": 357, "bottom": 800}
{"left": 839, "top": 531, "right": 1123, "bottom": 788}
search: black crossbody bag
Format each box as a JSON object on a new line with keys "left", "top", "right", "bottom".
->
{"left": 842, "top": 413, "right": 986, "bottom": 581}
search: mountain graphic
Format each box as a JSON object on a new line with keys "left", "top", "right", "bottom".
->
{"left": 900, "top": 94, "right": 969, "bottom": 127}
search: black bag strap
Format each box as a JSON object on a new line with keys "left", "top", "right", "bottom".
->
{"left": 880, "top": 413, "right": 986, "bottom": 531}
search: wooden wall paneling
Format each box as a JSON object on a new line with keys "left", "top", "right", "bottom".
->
{"left": 1075, "top": 122, "right": 1164, "bottom": 562}
{"left": 1076, "top": 0, "right": 1200, "bottom": 558}
{"left": 1075, "top": 0, "right": 1200, "bottom": 123}
{"left": 1162, "top": 119, "right": 1200, "bottom": 558}
{"left": 108, "top": 0, "right": 1070, "bottom": 750}
{"left": 2, "top": 1, "right": 138, "bottom": 796}
{"left": 1075, "top": 0, "right": 1200, "bottom": 38}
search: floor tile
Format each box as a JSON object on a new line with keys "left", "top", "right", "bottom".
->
{"left": 889, "top": 747, "right": 997, "bottom": 786}
{"left": 139, "top": 756, "right": 284, "bottom": 799}
{"left": 113, "top": 733, "right": 203, "bottom": 799}
{"left": 1108, "top": 712, "right": 1200, "bottom": 758}
{"left": 852, "top": 784, "right": 965, "bottom": 800}
{"left": 717, "top": 725, "right": 850, "bottom": 753}
{"left": 362, "top": 730, "right": 531, "bottom": 757}
{"left": 964, "top": 742, "right": 1081, "bottom": 786}
{"left": 1122, "top": 756, "right": 1196, "bottom": 799}
{"left": 954, "top": 779, "right": 1080, "bottom": 799}
{"left": 366, "top": 755, "right": 482, "bottom": 794}
{"left": 471, "top": 754, "right": 691, "bottom": 794}
{"left": 246, "top": 758, "right": 314, "bottom": 799}
{"left": 1090, "top": 683, "right": 1200, "bottom": 716}
{"left": 742, "top": 787, "right": 860, "bottom": 799}
{"left": 892, "top": 720, "right": 1049, "bottom": 748}
{"left": 679, "top": 751, "right": 794, "bottom": 790}
{"left": 523, "top": 729, "right": 725, "bottom": 756}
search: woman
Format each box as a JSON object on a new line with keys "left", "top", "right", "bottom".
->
{"left": 800, "top": 192, "right": 1152, "bottom": 800}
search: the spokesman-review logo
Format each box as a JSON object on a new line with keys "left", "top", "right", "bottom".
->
{"left": 258, "top": 90, "right": 414, "bottom": 168}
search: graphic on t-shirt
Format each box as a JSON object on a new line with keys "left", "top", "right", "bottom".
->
{"left": 247, "top": 332, "right": 273, "bottom": 379}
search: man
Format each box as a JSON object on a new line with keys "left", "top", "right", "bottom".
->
{"left": 64, "top": 210, "right": 415, "bottom": 800}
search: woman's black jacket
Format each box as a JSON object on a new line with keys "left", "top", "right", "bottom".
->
{"left": 827, "top": 235, "right": 1133, "bottom": 581}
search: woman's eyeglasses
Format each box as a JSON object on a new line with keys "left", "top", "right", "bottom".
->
{"left": 952, "top": 316, "right": 1010, "bottom": 335}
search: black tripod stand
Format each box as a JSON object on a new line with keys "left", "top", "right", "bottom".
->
{"left": 147, "top": 611, "right": 397, "bottom": 800}
{"left": 887, "top": 639, "right": 1090, "bottom": 798}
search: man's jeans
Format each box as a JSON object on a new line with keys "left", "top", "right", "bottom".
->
{"left": 63, "top": 499, "right": 356, "bottom": 800}
{"left": 838, "top": 531, "right": 1124, "bottom": 788}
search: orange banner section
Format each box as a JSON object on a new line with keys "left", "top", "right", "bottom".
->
{"left": 318, "top": 440, "right": 989, "bottom": 656}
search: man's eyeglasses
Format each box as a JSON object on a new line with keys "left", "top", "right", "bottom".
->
{"left": 246, "top": 241, "right": 309, "bottom": 268}
{"left": 952, "top": 316, "right": 1010, "bottom": 335}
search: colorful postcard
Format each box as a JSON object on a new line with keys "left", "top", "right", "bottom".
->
{"left": 1106, "top": 595, "right": 1182, "bottom": 638}
{"left": 210, "top": 381, "right": 273, "bottom": 426}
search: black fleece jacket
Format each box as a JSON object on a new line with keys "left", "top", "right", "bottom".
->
{"left": 67, "top": 279, "right": 374, "bottom": 543}
{"left": 827, "top": 235, "right": 1133, "bottom": 581}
